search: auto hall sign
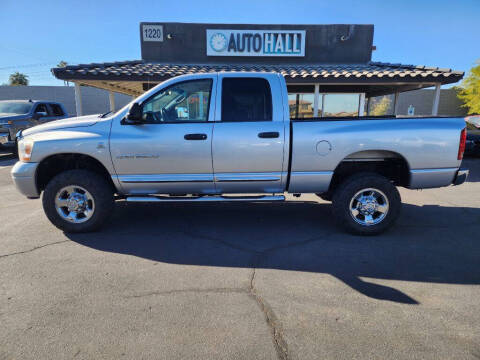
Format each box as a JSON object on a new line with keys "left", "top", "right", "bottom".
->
{"left": 206, "top": 29, "right": 306, "bottom": 57}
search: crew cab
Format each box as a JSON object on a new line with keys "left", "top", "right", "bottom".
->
{"left": 11, "top": 72, "right": 468, "bottom": 235}
{"left": 0, "top": 100, "right": 68, "bottom": 148}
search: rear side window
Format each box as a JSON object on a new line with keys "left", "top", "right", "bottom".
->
{"left": 49, "top": 104, "right": 65, "bottom": 116}
{"left": 221, "top": 78, "right": 272, "bottom": 122}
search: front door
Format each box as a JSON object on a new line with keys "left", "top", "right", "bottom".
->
{"left": 212, "top": 75, "right": 287, "bottom": 193}
{"left": 110, "top": 76, "right": 217, "bottom": 195}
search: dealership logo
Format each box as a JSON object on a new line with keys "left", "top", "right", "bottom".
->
{"left": 210, "top": 33, "right": 228, "bottom": 52}
{"left": 206, "top": 29, "right": 305, "bottom": 57}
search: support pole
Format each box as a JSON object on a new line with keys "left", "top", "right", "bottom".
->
{"left": 313, "top": 84, "right": 320, "bottom": 117}
{"left": 358, "top": 93, "right": 365, "bottom": 116}
{"left": 393, "top": 91, "right": 400, "bottom": 116}
{"left": 74, "top": 82, "right": 83, "bottom": 117}
{"left": 321, "top": 94, "right": 325, "bottom": 117}
{"left": 432, "top": 83, "right": 441, "bottom": 116}
{"left": 366, "top": 97, "right": 371, "bottom": 116}
{"left": 109, "top": 91, "right": 115, "bottom": 112}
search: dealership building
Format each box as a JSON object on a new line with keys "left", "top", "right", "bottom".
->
{"left": 52, "top": 23, "right": 464, "bottom": 118}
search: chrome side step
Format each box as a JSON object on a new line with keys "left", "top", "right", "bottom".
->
{"left": 125, "top": 195, "right": 285, "bottom": 203}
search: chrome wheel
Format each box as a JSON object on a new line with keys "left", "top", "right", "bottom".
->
{"left": 349, "top": 188, "right": 389, "bottom": 226}
{"left": 55, "top": 185, "right": 95, "bottom": 224}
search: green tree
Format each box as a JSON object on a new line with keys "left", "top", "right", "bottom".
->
{"left": 370, "top": 96, "right": 391, "bottom": 116}
{"left": 8, "top": 72, "right": 29, "bottom": 86}
{"left": 457, "top": 62, "right": 480, "bottom": 114}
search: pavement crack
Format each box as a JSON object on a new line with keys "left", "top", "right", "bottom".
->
{"left": 124, "top": 287, "right": 248, "bottom": 298}
{"left": 0, "top": 240, "right": 69, "bottom": 259}
{"left": 249, "top": 262, "right": 289, "bottom": 360}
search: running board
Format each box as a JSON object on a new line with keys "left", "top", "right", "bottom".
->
{"left": 125, "top": 195, "right": 285, "bottom": 203}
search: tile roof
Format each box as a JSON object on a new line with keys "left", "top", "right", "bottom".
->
{"left": 52, "top": 60, "right": 464, "bottom": 84}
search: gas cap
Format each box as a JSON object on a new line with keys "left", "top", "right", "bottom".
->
{"left": 316, "top": 140, "right": 332, "bottom": 156}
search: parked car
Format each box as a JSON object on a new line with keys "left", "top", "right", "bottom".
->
{"left": 465, "top": 115, "right": 480, "bottom": 157}
{"left": 0, "top": 100, "right": 68, "bottom": 149}
{"left": 10, "top": 72, "right": 468, "bottom": 235}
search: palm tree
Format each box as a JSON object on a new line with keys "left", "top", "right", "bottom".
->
{"left": 8, "top": 72, "right": 29, "bottom": 86}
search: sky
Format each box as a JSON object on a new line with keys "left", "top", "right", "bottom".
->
{"left": 0, "top": 0, "right": 478, "bottom": 87}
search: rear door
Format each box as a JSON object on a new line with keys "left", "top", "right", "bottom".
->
{"left": 212, "top": 74, "right": 287, "bottom": 193}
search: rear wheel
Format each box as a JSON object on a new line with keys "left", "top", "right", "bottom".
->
{"left": 42, "top": 169, "right": 114, "bottom": 233}
{"left": 332, "top": 172, "right": 401, "bottom": 235}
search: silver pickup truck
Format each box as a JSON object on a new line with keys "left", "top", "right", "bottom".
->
{"left": 11, "top": 72, "right": 468, "bottom": 235}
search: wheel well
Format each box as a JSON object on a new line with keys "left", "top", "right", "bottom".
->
{"left": 36, "top": 154, "right": 116, "bottom": 193}
{"left": 328, "top": 151, "right": 410, "bottom": 194}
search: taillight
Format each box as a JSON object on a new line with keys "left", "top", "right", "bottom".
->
{"left": 458, "top": 128, "right": 466, "bottom": 160}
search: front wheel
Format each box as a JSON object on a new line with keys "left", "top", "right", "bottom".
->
{"left": 42, "top": 170, "right": 114, "bottom": 233}
{"left": 332, "top": 172, "right": 401, "bottom": 235}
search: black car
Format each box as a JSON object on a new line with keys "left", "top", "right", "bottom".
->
{"left": 465, "top": 115, "right": 480, "bottom": 157}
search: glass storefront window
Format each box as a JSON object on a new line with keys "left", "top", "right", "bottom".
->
{"left": 322, "top": 94, "right": 360, "bottom": 117}
{"left": 288, "top": 93, "right": 316, "bottom": 118}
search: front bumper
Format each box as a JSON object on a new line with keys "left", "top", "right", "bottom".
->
{"left": 11, "top": 161, "right": 40, "bottom": 198}
{"left": 452, "top": 168, "right": 469, "bottom": 186}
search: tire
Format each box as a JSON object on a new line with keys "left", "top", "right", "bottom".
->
{"left": 42, "top": 169, "right": 114, "bottom": 233}
{"left": 12, "top": 138, "right": 18, "bottom": 159}
{"left": 332, "top": 172, "right": 401, "bottom": 235}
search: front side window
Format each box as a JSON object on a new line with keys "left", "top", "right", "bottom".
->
{"left": 35, "top": 103, "right": 49, "bottom": 114}
{"left": 142, "top": 79, "right": 212, "bottom": 123}
{"left": 221, "top": 78, "right": 272, "bottom": 122}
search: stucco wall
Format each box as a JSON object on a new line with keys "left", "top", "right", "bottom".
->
{"left": 0, "top": 85, "right": 132, "bottom": 117}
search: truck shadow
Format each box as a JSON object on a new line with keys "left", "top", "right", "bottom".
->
{"left": 66, "top": 200, "right": 480, "bottom": 305}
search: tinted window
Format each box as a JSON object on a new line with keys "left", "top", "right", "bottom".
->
{"left": 49, "top": 104, "right": 64, "bottom": 116}
{"left": 221, "top": 78, "right": 272, "bottom": 122}
{"left": 35, "top": 103, "right": 48, "bottom": 114}
{"left": 142, "top": 79, "right": 212, "bottom": 123}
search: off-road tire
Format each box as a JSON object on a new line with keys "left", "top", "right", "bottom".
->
{"left": 332, "top": 172, "right": 401, "bottom": 235}
{"left": 42, "top": 169, "right": 114, "bottom": 233}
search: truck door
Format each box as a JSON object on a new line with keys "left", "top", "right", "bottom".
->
{"left": 212, "top": 75, "right": 287, "bottom": 193}
{"left": 109, "top": 76, "right": 217, "bottom": 195}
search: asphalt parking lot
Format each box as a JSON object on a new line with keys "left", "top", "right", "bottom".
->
{"left": 0, "top": 149, "right": 479, "bottom": 360}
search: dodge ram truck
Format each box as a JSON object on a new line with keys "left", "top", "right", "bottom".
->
{"left": 11, "top": 72, "right": 469, "bottom": 235}
{"left": 0, "top": 100, "right": 68, "bottom": 149}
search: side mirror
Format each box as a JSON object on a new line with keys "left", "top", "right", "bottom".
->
{"left": 33, "top": 111, "right": 47, "bottom": 120}
{"left": 124, "top": 103, "right": 143, "bottom": 124}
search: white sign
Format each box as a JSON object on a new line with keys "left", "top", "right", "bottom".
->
{"left": 206, "top": 29, "right": 306, "bottom": 57}
{"left": 142, "top": 24, "right": 163, "bottom": 42}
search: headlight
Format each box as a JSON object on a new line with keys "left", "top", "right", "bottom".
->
{"left": 18, "top": 139, "right": 34, "bottom": 162}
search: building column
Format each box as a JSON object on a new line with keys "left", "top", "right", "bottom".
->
{"left": 109, "top": 91, "right": 115, "bottom": 112}
{"left": 74, "top": 82, "right": 83, "bottom": 117}
{"left": 358, "top": 93, "right": 366, "bottom": 116}
{"left": 366, "top": 97, "right": 371, "bottom": 116}
{"left": 321, "top": 94, "right": 325, "bottom": 117}
{"left": 313, "top": 84, "right": 320, "bottom": 117}
{"left": 393, "top": 91, "right": 400, "bottom": 116}
{"left": 432, "top": 83, "right": 441, "bottom": 116}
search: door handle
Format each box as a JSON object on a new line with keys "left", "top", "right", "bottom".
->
{"left": 258, "top": 132, "right": 280, "bottom": 139}
{"left": 184, "top": 133, "right": 207, "bottom": 140}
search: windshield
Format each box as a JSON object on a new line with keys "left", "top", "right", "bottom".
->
{"left": 0, "top": 102, "right": 33, "bottom": 115}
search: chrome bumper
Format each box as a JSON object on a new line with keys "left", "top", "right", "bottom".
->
{"left": 453, "top": 168, "right": 469, "bottom": 186}
{"left": 11, "top": 161, "right": 40, "bottom": 198}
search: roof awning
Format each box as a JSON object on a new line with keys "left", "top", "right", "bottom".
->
{"left": 52, "top": 60, "right": 464, "bottom": 97}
